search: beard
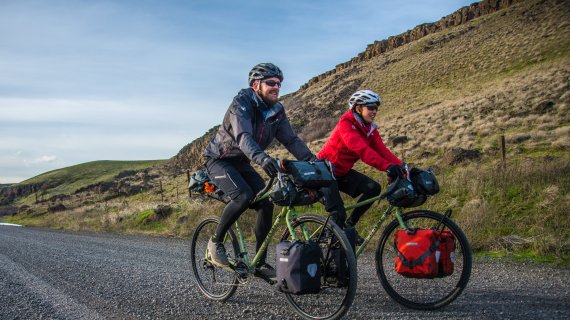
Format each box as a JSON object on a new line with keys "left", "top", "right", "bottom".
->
{"left": 259, "top": 91, "right": 279, "bottom": 107}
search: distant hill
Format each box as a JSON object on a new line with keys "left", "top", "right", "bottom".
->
{"left": 0, "top": 160, "right": 164, "bottom": 207}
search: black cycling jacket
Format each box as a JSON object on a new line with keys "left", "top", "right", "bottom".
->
{"left": 204, "top": 87, "right": 312, "bottom": 165}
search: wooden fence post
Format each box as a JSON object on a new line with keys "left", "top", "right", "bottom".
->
{"left": 187, "top": 170, "right": 192, "bottom": 198}
{"left": 500, "top": 135, "right": 506, "bottom": 170}
{"left": 159, "top": 180, "right": 164, "bottom": 202}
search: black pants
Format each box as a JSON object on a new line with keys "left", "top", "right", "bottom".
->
{"left": 205, "top": 157, "right": 273, "bottom": 264}
{"left": 320, "top": 169, "right": 381, "bottom": 228}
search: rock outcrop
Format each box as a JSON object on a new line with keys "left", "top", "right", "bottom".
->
{"left": 300, "top": 0, "right": 524, "bottom": 90}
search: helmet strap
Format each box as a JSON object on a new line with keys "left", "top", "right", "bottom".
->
{"left": 354, "top": 105, "right": 363, "bottom": 117}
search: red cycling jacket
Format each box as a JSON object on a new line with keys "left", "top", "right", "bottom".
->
{"left": 317, "top": 110, "right": 402, "bottom": 177}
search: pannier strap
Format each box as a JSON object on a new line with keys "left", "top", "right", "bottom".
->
{"left": 395, "top": 239, "right": 440, "bottom": 268}
{"left": 280, "top": 241, "right": 300, "bottom": 255}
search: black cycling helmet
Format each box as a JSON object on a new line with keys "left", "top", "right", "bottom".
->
{"left": 248, "top": 63, "right": 284, "bottom": 86}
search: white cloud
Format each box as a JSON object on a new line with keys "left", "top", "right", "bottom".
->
{"left": 25, "top": 155, "right": 57, "bottom": 165}
{"left": 0, "top": 0, "right": 475, "bottom": 183}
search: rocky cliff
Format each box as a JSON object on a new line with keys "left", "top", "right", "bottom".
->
{"left": 300, "top": 0, "right": 524, "bottom": 90}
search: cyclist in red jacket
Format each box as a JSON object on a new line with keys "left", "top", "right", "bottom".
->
{"left": 317, "top": 89, "right": 405, "bottom": 244}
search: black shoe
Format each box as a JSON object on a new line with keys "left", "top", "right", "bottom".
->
{"left": 345, "top": 223, "right": 365, "bottom": 246}
{"left": 354, "top": 230, "right": 365, "bottom": 246}
{"left": 255, "top": 263, "right": 276, "bottom": 279}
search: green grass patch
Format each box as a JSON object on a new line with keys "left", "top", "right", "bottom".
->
{"left": 16, "top": 160, "right": 165, "bottom": 204}
{"left": 478, "top": 250, "right": 570, "bottom": 266}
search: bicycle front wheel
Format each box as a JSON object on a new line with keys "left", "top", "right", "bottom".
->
{"left": 280, "top": 213, "right": 357, "bottom": 320}
{"left": 375, "top": 210, "right": 472, "bottom": 310}
{"left": 190, "top": 216, "right": 239, "bottom": 302}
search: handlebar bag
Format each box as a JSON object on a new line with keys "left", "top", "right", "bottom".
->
{"left": 387, "top": 179, "right": 427, "bottom": 208}
{"left": 394, "top": 228, "right": 439, "bottom": 278}
{"left": 282, "top": 160, "right": 335, "bottom": 189}
{"left": 276, "top": 240, "right": 321, "bottom": 295}
{"left": 269, "top": 179, "right": 322, "bottom": 207}
{"left": 409, "top": 168, "right": 440, "bottom": 195}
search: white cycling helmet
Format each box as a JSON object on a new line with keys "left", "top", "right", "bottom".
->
{"left": 348, "top": 89, "right": 381, "bottom": 109}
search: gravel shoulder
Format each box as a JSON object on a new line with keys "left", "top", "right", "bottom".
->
{"left": 1, "top": 226, "right": 568, "bottom": 320}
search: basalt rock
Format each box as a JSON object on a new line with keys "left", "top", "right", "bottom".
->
{"left": 300, "top": 0, "right": 523, "bottom": 90}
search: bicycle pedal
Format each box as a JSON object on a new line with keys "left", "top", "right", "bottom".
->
{"left": 230, "top": 264, "right": 249, "bottom": 277}
{"left": 254, "top": 270, "right": 277, "bottom": 285}
{"left": 202, "top": 260, "right": 215, "bottom": 270}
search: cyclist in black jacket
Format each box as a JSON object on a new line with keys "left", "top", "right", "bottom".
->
{"left": 204, "top": 63, "right": 315, "bottom": 277}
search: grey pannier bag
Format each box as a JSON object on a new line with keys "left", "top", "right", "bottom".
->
{"left": 276, "top": 240, "right": 321, "bottom": 295}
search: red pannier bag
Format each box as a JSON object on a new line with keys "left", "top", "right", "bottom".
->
{"left": 436, "top": 230, "right": 455, "bottom": 277}
{"left": 394, "top": 229, "right": 439, "bottom": 278}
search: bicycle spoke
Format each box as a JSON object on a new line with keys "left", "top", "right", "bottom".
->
{"left": 281, "top": 214, "right": 357, "bottom": 320}
{"left": 375, "top": 210, "right": 472, "bottom": 310}
{"left": 190, "top": 217, "right": 239, "bottom": 301}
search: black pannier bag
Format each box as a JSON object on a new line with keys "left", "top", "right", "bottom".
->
{"left": 269, "top": 178, "right": 322, "bottom": 207}
{"left": 276, "top": 240, "right": 321, "bottom": 295}
{"left": 282, "top": 160, "right": 335, "bottom": 189}
{"left": 387, "top": 178, "right": 427, "bottom": 208}
{"left": 409, "top": 168, "right": 440, "bottom": 195}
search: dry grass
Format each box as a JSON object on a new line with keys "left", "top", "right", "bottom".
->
{"left": 435, "top": 157, "right": 570, "bottom": 259}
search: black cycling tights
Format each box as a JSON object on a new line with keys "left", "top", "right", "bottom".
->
{"left": 213, "top": 194, "right": 273, "bottom": 263}
{"left": 345, "top": 178, "right": 381, "bottom": 226}
{"left": 322, "top": 169, "right": 381, "bottom": 228}
{"left": 206, "top": 158, "right": 274, "bottom": 264}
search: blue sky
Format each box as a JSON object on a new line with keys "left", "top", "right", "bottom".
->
{"left": 0, "top": 0, "right": 474, "bottom": 183}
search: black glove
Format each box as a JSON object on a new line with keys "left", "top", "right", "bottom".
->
{"left": 261, "top": 157, "right": 279, "bottom": 178}
{"left": 386, "top": 164, "right": 405, "bottom": 180}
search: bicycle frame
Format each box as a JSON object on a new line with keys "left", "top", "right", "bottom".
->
{"left": 230, "top": 175, "right": 409, "bottom": 267}
{"left": 228, "top": 179, "right": 313, "bottom": 274}
{"left": 344, "top": 193, "right": 409, "bottom": 258}
{"left": 233, "top": 206, "right": 307, "bottom": 272}
{"left": 216, "top": 172, "right": 409, "bottom": 273}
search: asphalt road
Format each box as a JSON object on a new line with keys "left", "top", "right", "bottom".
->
{"left": 1, "top": 226, "right": 568, "bottom": 319}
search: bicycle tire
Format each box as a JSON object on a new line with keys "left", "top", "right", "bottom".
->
{"left": 280, "top": 213, "right": 357, "bottom": 320}
{"left": 190, "top": 216, "right": 240, "bottom": 302}
{"left": 375, "top": 210, "right": 472, "bottom": 310}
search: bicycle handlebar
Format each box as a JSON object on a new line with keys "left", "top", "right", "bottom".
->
{"left": 256, "top": 176, "right": 275, "bottom": 199}
{"left": 378, "top": 176, "right": 401, "bottom": 200}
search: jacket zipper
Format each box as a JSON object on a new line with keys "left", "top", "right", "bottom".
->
{"left": 258, "top": 125, "right": 265, "bottom": 145}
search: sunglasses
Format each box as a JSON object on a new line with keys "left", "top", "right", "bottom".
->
{"left": 360, "top": 103, "right": 379, "bottom": 111}
{"left": 262, "top": 80, "right": 282, "bottom": 88}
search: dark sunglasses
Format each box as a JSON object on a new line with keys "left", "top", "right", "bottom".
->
{"left": 262, "top": 80, "right": 281, "bottom": 88}
{"left": 360, "top": 103, "right": 379, "bottom": 111}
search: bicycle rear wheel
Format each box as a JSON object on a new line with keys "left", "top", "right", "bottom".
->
{"left": 280, "top": 213, "right": 357, "bottom": 320}
{"left": 375, "top": 210, "right": 472, "bottom": 310}
{"left": 190, "top": 216, "right": 240, "bottom": 302}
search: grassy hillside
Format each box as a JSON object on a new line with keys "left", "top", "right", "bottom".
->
{"left": 15, "top": 160, "right": 164, "bottom": 204}
{"left": 2, "top": 0, "right": 568, "bottom": 263}
{"left": 284, "top": 0, "right": 569, "bottom": 156}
